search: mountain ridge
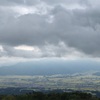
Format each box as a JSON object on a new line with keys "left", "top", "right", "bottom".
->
{"left": 0, "top": 60, "right": 100, "bottom": 75}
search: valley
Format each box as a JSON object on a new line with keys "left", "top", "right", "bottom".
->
{"left": 0, "top": 72, "right": 100, "bottom": 93}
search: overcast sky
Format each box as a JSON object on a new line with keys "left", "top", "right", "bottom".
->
{"left": 0, "top": 0, "right": 100, "bottom": 65}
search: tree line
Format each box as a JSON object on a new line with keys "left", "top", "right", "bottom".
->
{"left": 0, "top": 91, "right": 99, "bottom": 100}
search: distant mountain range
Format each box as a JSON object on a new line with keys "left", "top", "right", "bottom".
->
{"left": 0, "top": 60, "right": 100, "bottom": 75}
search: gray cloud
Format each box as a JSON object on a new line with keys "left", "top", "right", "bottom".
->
{"left": 0, "top": 0, "right": 40, "bottom": 6}
{"left": 0, "top": 0, "right": 98, "bottom": 7}
{"left": 0, "top": 0, "right": 100, "bottom": 58}
{"left": 0, "top": 42, "right": 86, "bottom": 59}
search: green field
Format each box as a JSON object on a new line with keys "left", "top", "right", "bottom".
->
{"left": 0, "top": 72, "right": 100, "bottom": 91}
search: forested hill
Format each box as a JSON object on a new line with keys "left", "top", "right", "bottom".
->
{"left": 0, "top": 92, "right": 99, "bottom": 100}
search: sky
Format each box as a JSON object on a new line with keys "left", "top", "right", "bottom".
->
{"left": 0, "top": 0, "right": 100, "bottom": 66}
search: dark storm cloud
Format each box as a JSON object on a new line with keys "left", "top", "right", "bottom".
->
{"left": 0, "top": 14, "right": 50, "bottom": 46}
{"left": 0, "top": 0, "right": 100, "bottom": 58}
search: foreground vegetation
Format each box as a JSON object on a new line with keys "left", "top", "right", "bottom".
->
{"left": 0, "top": 92, "right": 99, "bottom": 100}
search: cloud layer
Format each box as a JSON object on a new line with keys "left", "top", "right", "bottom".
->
{"left": 0, "top": 0, "right": 100, "bottom": 59}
